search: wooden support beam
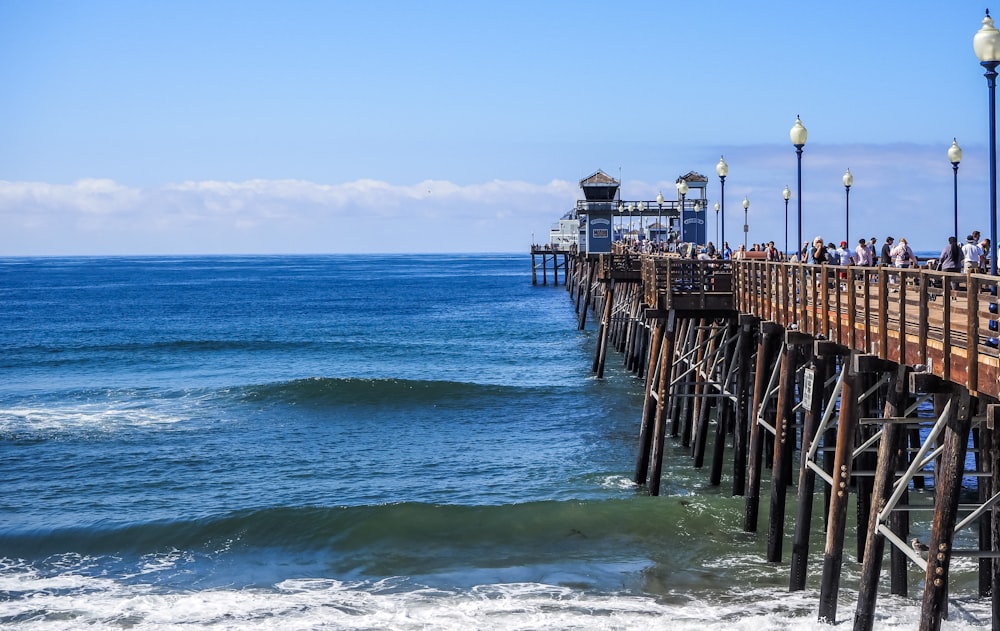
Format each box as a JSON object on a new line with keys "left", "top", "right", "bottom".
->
{"left": 854, "top": 365, "right": 909, "bottom": 631}
{"left": 745, "top": 321, "right": 783, "bottom": 532}
{"left": 710, "top": 321, "right": 741, "bottom": 486}
{"left": 634, "top": 319, "right": 665, "bottom": 486}
{"left": 647, "top": 310, "right": 678, "bottom": 497}
{"left": 819, "top": 358, "right": 861, "bottom": 623}
{"left": 732, "top": 318, "right": 757, "bottom": 497}
{"left": 767, "top": 335, "right": 808, "bottom": 562}
{"left": 920, "top": 389, "right": 973, "bottom": 631}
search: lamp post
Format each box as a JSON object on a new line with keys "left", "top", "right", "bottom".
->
{"left": 742, "top": 196, "right": 750, "bottom": 248}
{"left": 627, "top": 202, "right": 634, "bottom": 246}
{"left": 975, "top": 10, "right": 1000, "bottom": 275}
{"left": 790, "top": 116, "right": 808, "bottom": 258}
{"left": 656, "top": 191, "right": 664, "bottom": 248}
{"left": 714, "top": 201, "right": 721, "bottom": 246}
{"left": 843, "top": 168, "right": 853, "bottom": 245}
{"left": 618, "top": 201, "right": 625, "bottom": 243}
{"left": 637, "top": 201, "right": 646, "bottom": 247}
{"left": 693, "top": 201, "right": 703, "bottom": 245}
{"left": 716, "top": 156, "right": 728, "bottom": 246}
{"left": 949, "top": 138, "right": 963, "bottom": 240}
{"left": 677, "top": 179, "right": 689, "bottom": 243}
{"left": 782, "top": 185, "right": 791, "bottom": 258}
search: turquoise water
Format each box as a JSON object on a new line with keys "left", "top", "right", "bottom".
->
{"left": 0, "top": 254, "right": 990, "bottom": 629}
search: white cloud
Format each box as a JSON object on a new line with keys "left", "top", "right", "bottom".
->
{"left": 0, "top": 177, "right": 578, "bottom": 255}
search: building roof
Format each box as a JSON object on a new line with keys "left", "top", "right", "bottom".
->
{"left": 579, "top": 170, "right": 619, "bottom": 187}
{"left": 677, "top": 171, "right": 708, "bottom": 183}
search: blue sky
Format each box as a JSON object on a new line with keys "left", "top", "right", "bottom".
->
{"left": 0, "top": 1, "right": 995, "bottom": 255}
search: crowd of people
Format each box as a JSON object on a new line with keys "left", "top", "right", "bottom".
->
{"left": 626, "top": 230, "right": 997, "bottom": 274}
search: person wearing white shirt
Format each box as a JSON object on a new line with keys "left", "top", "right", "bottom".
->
{"left": 962, "top": 235, "right": 983, "bottom": 272}
{"left": 854, "top": 238, "right": 871, "bottom": 266}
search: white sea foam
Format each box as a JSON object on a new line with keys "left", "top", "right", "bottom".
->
{"left": 0, "top": 565, "right": 992, "bottom": 630}
{"left": 0, "top": 402, "right": 185, "bottom": 435}
{"left": 598, "top": 474, "right": 639, "bottom": 490}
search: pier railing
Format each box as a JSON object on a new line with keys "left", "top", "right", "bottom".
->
{"left": 635, "top": 256, "right": 1000, "bottom": 398}
{"left": 732, "top": 261, "right": 1000, "bottom": 398}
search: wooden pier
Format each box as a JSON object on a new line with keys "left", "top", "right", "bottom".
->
{"left": 561, "top": 252, "right": 1000, "bottom": 631}
{"left": 530, "top": 245, "right": 573, "bottom": 286}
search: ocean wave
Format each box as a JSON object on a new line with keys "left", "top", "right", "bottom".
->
{"left": 237, "top": 377, "right": 551, "bottom": 407}
{"left": 0, "top": 564, "right": 991, "bottom": 630}
{"left": 1, "top": 500, "right": 663, "bottom": 556}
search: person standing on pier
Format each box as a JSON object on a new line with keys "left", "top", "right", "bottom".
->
{"left": 939, "top": 236, "right": 964, "bottom": 292}
{"left": 765, "top": 241, "right": 780, "bottom": 261}
{"left": 837, "top": 241, "right": 854, "bottom": 266}
{"left": 962, "top": 235, "right": 983, "bottom": 272}
{"left": 811, "top": 237, "right": 827, "bottom": 264}
{"left": 855, "top": 238, "right": 872, "bottom": 266}
{"left": 890, "top": 238, "right": 916, "bottom": 268}
{"left": 867, "top": 237, "right": 878, "bottom": 266}
{"left": 722, "top": 241, "right": 732, "bottom": 261}
{"left": 879, "top": 236, "right": 894, "bottom": 266}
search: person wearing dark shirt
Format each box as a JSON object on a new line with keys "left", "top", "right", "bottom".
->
{"left": 811, "top": 237, "right": 827, "bottom": 264}
{"left": 880, "top": 236, "right": 894, "bottom": 266}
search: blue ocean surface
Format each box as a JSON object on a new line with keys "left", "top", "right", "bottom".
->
{"left": 0, "top": 254, "right": 990, "bottom": 629}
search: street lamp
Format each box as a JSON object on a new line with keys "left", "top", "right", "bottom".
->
{"left": 949, "top": 138, "right": 963, "bottom": 240}
{"left": 790, "top": 116, "right": 808, "bottom": 258}
{"left": 637, "top": 201, "right": 646, "bottom": 246}
{"left": 974, "top": 10, "right": 1000, "bottom": 275}
{"left": 693, "top": 201, "right": 703, "bottom": 245}
{"left": 716, "top": 156, "right": 728, "bottom": 246}
{"left": 627, "top": 202, "right": 635, "bottom": 246}
{"left": 843, "top": 168, "right": 853, "bottom": 245}
{"left": 742, "top": 195, "right": 750, "bottom": 249}
{"left": 782, "top": 185, "right": 791, "bottom": 258}
{"left": 656, "top": 191, "right": 664, "bottom": 250}
{"left": 618, "top": 201, "right": 625, "bottom": 243}
{"left": 677, "top": 179, "right": 689, "bottom": 243}
{"left": 714, "top": 201, "right": 721, "bottom": 246}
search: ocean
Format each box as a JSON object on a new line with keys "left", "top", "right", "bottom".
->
{"left": 0, "top": 254, "right": 991, "bottom": 629}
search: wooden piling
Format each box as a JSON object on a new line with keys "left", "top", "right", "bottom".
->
{"left": 767, "top": 332, "right": 809, "bottom": 562}
{"left": 648, "top": 310, "right": 678, "bottom": 497}
{"left": 634, "top": 319, "right": 665, "bottom": 486}
{"left": 732, "top": 316, "right": 757, "bottom": 497}
{"left": 710, "top": 321, "right": 740, "bottom": 486}
{"left": 744, "top": 321, "right": 782, "bottom": 532}
{"left": 818, "top": 356, "right": 860, "bottom": 624}
{"left": 919, "top": 383, "right": 973, "bottom": 631}
{"left": 790, "top": 348, "right": 835, "bottom": 591}
{"left": 853, "top": 362, "right": 909, "bottom": 631}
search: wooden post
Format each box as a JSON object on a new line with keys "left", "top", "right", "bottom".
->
{"left": 648, "top": 310, "right": 678, "bottom": 497}
{"left": 693, "top": 320, "right": 716, "bottom": 466}
{"left": 744, "top": 321, "right": 782, "bottom": 532}
{"left": 710, "top": 321, "right": 740, "bottom": 486}
{"left": 919, "top": 385, "right": 973, "bottom": 631}
{"left": 989, "top": 405, "right": 1000, "bottom": 631}
{"left": 767, "top": 332, "right": 809, "bottom": 562}
{"left": 732, "top": 316, "right": 757, "bottom": 497}
{"left": 634, "top": 318, "right": 665, "bottom": 486}
{"left": 853, "top": 362, "right": 908, "bottom": 631}
{"left": 578, "top": 262, "right": 595, "bottom": 330}
{"left": 593, "top": 279, "right": 614, "bottom": 378}
{"left": 790, "top": 347, "right": 834, "bottom": 591}
{"left": 818, "top": 356, "right": 860, "bottom": 624}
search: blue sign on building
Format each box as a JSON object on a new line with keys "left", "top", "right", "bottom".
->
{"left": 681, "top": 209, "right": 707, "bottom": 246}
